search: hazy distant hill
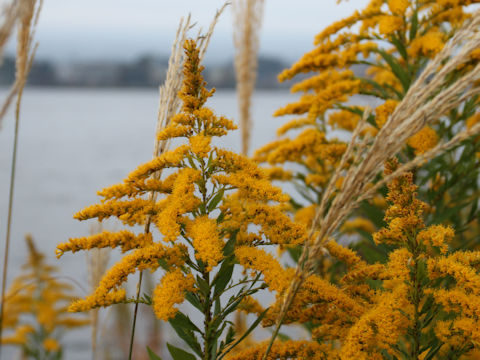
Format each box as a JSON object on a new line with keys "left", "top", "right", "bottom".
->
{"left": 0, "top": 54, "right": 369, "bottom": 89}
{"left": 0, "top": 55, "right": 296, "bottom": 89}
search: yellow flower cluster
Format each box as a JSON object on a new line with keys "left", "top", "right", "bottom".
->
{"left": 237, "top": 296, "right": 264, "bottom": 316}
{"left": 340, "top": 284, "right": 411, "bottom": 359}
{"left": 189, "top": 134, "right": 211, "bottom": 158}
{"left": 375, "top": 99, "right": 399, "bottom": 128}
{"left": 328, "top": 109, "right": 362, "bottom": 131}
{"left": 407, "top": 125, "right": 439, "bottom": 155}
{"left": 409, "top": 31, "right": 445, "bottom": 58}
{"left": 153, "top": 268, "right": 195, "bottom": 321}
{"left": 325, "top": 239, "right": 365, "bottom": 268}
{"left": 43, "top": 338, "right": 60, "bottom": 352}
{"left": 155, "top": 167, "right": 201, "bottom": 242}
{"left": 388, "top": 0, "right": 409, "bottom": 15}
{"left": 340, "top": 217, "right": 376, "bottom": 235}
{"left": 186, "top": 215, "right": 224, "bottom": 271}
{"left": 378, "top": 15, "right": 404, "bottom": 35}
{"left": 372, "top": 159, "right": 426, "bottom": 242}
{"left": 2, "top": 236, "right": 87, "bottom": 354}
{"left": 227, "top": 340, "right": 339, "bottom": 360}
{"left": 68, "top": 243, "right": 186, "bottom": 312}
{"left": 236, "top": 246, "right": 290, "bottom": 293}
{"left": 56, "top": 230, "right": 153, "bottom": 257}
{"left": 417, "top": 224, "right": 454, "bottom": 254}
{"left": 223, "top": 197, "right": 307, "bottom": 246}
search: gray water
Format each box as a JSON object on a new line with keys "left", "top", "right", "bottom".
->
{"left": 0, "top": 87, "right": 300, "bottom": 359}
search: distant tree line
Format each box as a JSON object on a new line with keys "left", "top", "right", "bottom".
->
{"left": 0, "top": 54, "right": 293, "bottom": 89}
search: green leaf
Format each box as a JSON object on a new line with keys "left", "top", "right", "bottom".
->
{"left": 277, "top": 333, "right": 291, "bottom": 341}
{"left": 218, "top": 309, "right": 269, "bottom": 360}
{"left": 423, "top": 341, "right": 442, "bottom": 360}
{"left": 185, "top": 292, "right": 203, "bottom": 312}
{"left": 157, "top": 258, "right": 171, "bottom": 271}
{"left": 360, "top": 201, "right": 385, "bottom": 228}
{"left": 168, "top": 317, "right": 203, "bottom": 357}
{"left": 376, "top": 48, "right": 410, "bottom": 92}
{"left": 170, "top": 312, "right": 201, "bottom": 333}
{"left": 167, "top": 343, "right": 197, "bottom": 360}
{"left": 214, "top": 297, "right": 221, "bottom": 316}
{"left": 410, "top": 10, "right": 418, "bottom": 41}
{"left": 287, "top": 245, "right": 302, "bottom": 263}
{"left": 390, "top": 35, "right": 408, "bottom": 61}
{"left": 52, "top": 349, "right": 63, "bottom": 360}
{"left": 224, "top": 326, "right": 236, "bottom": 346}
{"left": 196, "top": 275, "right": 210, "bottom": 296}
{"left": 216, "top": 211, "right": 225, "bottom": 223}
{"left": 199, "top": 202, "right": 206, "bottom": 215}
{"left": 147, "top": 346, "right": 163, "bottom": 360}
{"left": 213, "top": 258, "right": 234, "bottom": 298}
{"left": 356, "top": 78, "right": 390, "bottom": 100}
{"left": 223, "top": 232, "right": 237, "bottom": 256}
{"left": 186, "top": 154, "right": 198, "bottom": 170}
{"left": 468, "top": 198, "right": 478, "bottom": 222}
{"left": 142, "top": 293, "right": 152, "bottom": 305}
{"left": 207, "top": 151, "right": 214, "bottom": 168}
{"left": 208, "top": 188, "right": 224, "bottom": 212}
{"left": 293, "top": 182, "right": 315, "bottom": 203}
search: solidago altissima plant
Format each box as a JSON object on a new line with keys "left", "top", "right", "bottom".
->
{"left": 1, "top": 236, "right": 88, "bottom": 360}
{"left": 56, "top": 39, "right": 309, "bottom": 359}
{"left": 245, "top": 1, "right": 480, "bottom": 356}
{"left": 229, "top": 160, "right": 480, "bottom": 359}
{"left": 331, "top": 160, "right": 480, "bottom": 359}
{"left": 255, "top": 0, "right": 480, "bottom": 261}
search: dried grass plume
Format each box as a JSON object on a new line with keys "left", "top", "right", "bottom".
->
{"left": 233, "top": 0, "right": 264, "bottom": 155}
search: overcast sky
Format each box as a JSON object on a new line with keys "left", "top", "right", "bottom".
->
{"left": 6, "top": 0, "right": 369, "bottom": 63}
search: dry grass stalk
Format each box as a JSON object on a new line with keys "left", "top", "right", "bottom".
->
{"left": 197, "top": 2, "right": 229, "bottom": 62}
{"left": 0, "top": 0, "right": 43, "bottom": 126}
{"left": 0, "top": 1, "right": 42, "bottom": 356}
{"left": 128, "top": 4, "right": 229, "bottom": 358}
{"left": 233, "top": 0, "right": 264, "bottom": 155}
{"left": 0, "top": 2, "right": 18, "bottom": 63}
{"left": 87, "top": 249, "right": 110, "bottom": 360}
{"left": 263, "top": 10, "right": 480, "bottom": 357}
{"left": 142, "top": 271, "right": 163, "bottom": 357}
{"left": 86, "top": 223, "right": 110, "bottom": 360}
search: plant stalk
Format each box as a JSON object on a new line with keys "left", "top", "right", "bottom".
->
{"left": 128, "top": 271, "right": 144, "bottom": 360}
{"left": 203, "top": 271, "right": 212, "bottom": 360}
{"left": 0, "top": 86, "right": 24, "bottom": 360}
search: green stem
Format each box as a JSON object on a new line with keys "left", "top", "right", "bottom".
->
{"left": 203, "top": 271, "right": 212, "bottom": 360}
{"left": 128, "top": 271, "right": 144, "bottom": 360}
{"left": 0, "top": 86, "right": 24, "bottom": 360}
{"left": 410, "top": 235, "right": 421, "bottom": 360}
{"left": 412, "top": 261, "right": 420, "bottom": 359}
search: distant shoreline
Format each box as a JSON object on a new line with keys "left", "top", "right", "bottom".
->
{"left": 0, "top": 85, "right": 292, "bottom": 92}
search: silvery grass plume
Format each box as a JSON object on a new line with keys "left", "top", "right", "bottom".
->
{"left": 233, "top": 0, "right": 264, "bottom": 155}
{"left": 152, "top": 1, "right": 228, "bottom": 194}
{"left": 128, "top": 4, "right": 229, "bottom": 359}
{"left": 264, "top": 9, "right": 480, "bottom": 357}
{"left": 0, "top": 2, "right": 19, "bottom": 66}
{"left": 0, "top": 1, "right": 42, "bottom": 357}
{"left": 0, "top": 0, "right": 42, "bottom": 126}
